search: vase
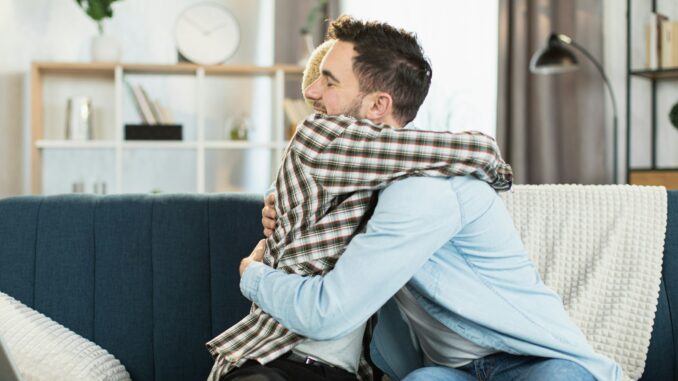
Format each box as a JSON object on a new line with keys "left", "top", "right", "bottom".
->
{"left": 91, "top": 35, "right": 121, "bottom": 62}
{"left": 297, "top": 32, "right": 315, "bottom": 66}
{"left": 65, "top": 96, "right": 92, "bottom": 141}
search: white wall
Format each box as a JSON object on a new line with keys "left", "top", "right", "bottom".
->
{"left": 341, "top": 0, "right": 499, "bottom": 136}
{"left": 0, "top": 0, "right": 274, "bottom": 196}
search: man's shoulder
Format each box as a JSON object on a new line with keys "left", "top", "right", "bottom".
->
{"left": 375, "top": 176, "right": 502, "bottom": 228}
{"left": 381, "top": 176, "right": 498, "bottom": 211}
{"left": 377, "top": 177, "right": 457, "bottom": 214}
{"left": 379, "top": 176, "right": 492, "bottom": 197}
{"left": 380, "top": 176, "right": 452, "bottom": 195}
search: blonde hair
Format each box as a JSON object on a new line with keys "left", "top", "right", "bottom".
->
{"left": 302, "top": 39, "right": 336, "bottom": 105}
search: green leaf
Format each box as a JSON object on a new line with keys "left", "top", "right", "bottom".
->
{"left": 670, "top": 102, "right": 678, "bottom": 129}
{"left": 76, "top": 0, "right": 122, "bottom": 22}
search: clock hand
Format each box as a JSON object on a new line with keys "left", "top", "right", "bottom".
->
{"left": 183, "top": 13, "right": 209, "bottom": 34}
{"left": 206, "top": 21, "right": 232, "bottom": 35}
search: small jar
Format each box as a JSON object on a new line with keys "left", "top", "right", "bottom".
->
{"left": 229, "top": 113, "right": 251, "bottom": 141}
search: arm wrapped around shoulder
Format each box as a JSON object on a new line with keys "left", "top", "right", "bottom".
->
{"left": 291, "top": 113, "right": 512, "bottom": 194}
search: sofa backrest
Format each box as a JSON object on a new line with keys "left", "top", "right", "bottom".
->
{"left": 642, "top": 190, "right": 678, "bottom": 381}
{"left": 0, "top": 194, "right": 261, "bottom": 381}
{"left": 0, "top": 191, "right": 677, "bottom": 381}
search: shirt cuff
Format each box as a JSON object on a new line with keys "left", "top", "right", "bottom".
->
{"left": 264, "top": 184, "right": 275, "bottom": 198}
{"left": 239, "top": 261, "right": 270, "bottom": 302}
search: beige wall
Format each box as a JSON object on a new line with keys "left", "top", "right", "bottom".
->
{"left": 0, "top": 71, "right": 24, "bottom": 196}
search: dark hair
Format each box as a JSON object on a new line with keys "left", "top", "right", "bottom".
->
{"left": 327, "top": 15, "right": 432, "bottom": 125}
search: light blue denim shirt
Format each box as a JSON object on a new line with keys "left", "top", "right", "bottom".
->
{"left": 241, "top": 176, "right": 624, "bottom": 381}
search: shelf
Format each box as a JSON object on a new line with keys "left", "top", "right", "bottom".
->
{"left": 203, "top": 141, "right": 288, "bottom": 149}
{"left": 122, "top": 141, "right": 198, "bottom": 149}
{"left": 36, "top": 140, "right": 290, "bottom": 150}
{"left": 629, "top": 169, "right": 678, "bottom": 190}
{"left": 204, "top": 65, "right": 303, "bottom": 76}
{"left": 36, "top": 140, "right": 117, "bottom": 149}
{"left": 31, "top": 61, "right": 299, "bottom": 194}
{"left": 629, "top": 68, "right": 678, "bottom": 80}
{"left": 33, "top": 62, "right": 304, "bottom": 77}
{"left": 32, "top": 62, "right": 116, "bottom": 76}
{"left": 123, "top": 63, "right": 203, "bottom": 75}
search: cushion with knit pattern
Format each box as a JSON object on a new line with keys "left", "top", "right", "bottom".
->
{"left": 0, "top": 291, "right": 131, "bottom": 381}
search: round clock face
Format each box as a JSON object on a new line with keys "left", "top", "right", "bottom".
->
{"left": 175, "top": 3, "right": 240, "bottom": 65}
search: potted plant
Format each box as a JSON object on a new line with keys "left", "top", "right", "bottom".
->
{"left": 75, "top": 0, "right": 123, "bottom": 62}
{"left": 671, "top": 101, "right": 678, "bottom": 131}
{"left": 298, "top": 0, "right": 327, "bottom": 66}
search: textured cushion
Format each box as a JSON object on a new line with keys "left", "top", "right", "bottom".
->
{"left": 0, "top": 291, "right": 131, "bottom": 381}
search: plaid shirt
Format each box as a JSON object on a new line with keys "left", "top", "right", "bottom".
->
{"left": 206, "top": 113, "right": 513, "bottom": 381}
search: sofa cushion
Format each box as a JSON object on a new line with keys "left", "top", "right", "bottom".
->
{"left": 0, "top": 291, "right": 131, "bottom": 381}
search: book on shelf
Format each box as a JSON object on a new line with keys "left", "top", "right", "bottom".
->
{"left": 157, "top": 102, "right": 176, "bottom": 124}
{"left": 646, "top": 12, "right": 669, "bottom": 69}
{"left": 127, "top": 82, "right": 157, "bottom": 124}
{"left": 660, "top": 21, "right": 678, "bottom": 69}
{"left": 139, "top": 87, "right": 162, "bottom": 124}
{"left": 126, "top": 83, "right": 177, "bottom": 125}
{"left": 149, "top": 99, "right": 164, "bottom": 124}
{"left": 283, "top": 98, "right": 313, "bottom": 138}
{"left": 148, "top": 99, "right": 175, "bottom": 124}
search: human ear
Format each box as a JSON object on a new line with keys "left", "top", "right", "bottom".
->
{"left": 364, "top": 92, "right": 393, "bottom": 120}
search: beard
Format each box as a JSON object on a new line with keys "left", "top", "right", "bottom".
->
{"left": 342, "top": 96, "right": 364, "bottom": 119}
{"left": 313, "top": 95, "right": 365, "bottom": 119}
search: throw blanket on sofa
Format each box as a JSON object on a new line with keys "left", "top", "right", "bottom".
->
{"left": 0, "top": 292, "right": 131, "bottom": 381}
{"left": 500, "top": 185, "right": 667, "bottom": 381}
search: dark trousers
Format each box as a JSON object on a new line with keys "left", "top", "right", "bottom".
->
{"left": 220, "top": 356, "right": 359, "bottom": 381}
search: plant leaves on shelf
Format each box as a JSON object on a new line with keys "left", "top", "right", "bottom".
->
{"left": 670, "top": 101, "right": 678, "bottom": 130}
{"left": 75, "top": 0, "right": 121, "bottom": 22}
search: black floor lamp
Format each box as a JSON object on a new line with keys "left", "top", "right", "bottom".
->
{"left": 529, "top": 33, "right": 619, "bottom": 184}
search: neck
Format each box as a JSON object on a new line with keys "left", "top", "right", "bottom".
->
{"left": 370, "top": 115, "right": 402, "bottom": 128}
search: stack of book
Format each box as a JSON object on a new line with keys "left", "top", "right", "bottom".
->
{"left": 127, "top": 82, "right": 176, "bottom": 125}
{"left": 646, "top": 13, "right": 678, "bottom": 69}
{"left": 125, "top": 83, "right": 181, "bottom": 140}
{"left": 283, "top": 98, "right": 314, "bottom": 139}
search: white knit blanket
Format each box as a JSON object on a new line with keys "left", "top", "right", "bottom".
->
{"left": 500, "top": 185, "right": 667, "bottom": 381}
{"left": 0, "top": 292, "right": 131, "bottom": 381}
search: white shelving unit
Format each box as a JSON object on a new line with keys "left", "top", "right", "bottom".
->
{"left": 31, "top": 62, "right": 304, "bottom": 194}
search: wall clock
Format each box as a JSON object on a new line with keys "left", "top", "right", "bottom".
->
{"left": 175, "top": 3, "right": 240, "bottom": 65}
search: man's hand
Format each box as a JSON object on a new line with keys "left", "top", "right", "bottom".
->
{"left": 262, "top": 193, "right": 277, "bottom": 237}
{"left": 240, "top": 239, "right": 266, "bottom": 277}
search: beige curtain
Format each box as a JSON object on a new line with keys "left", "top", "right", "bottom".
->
{"left": 497, "top": 0, "right": 609, "bottom": 184}
{"left": 274, "top": 0, "right": 342, "bottom": 64}
{"left": 274, "top": 0, "right": 340, "bottom": 99}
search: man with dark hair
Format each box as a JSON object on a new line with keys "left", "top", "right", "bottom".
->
{"left": 212, "top": 15, "right": 622, "bottom": 381}
{"left": 322, "top": 16, "right": 433, "bottom": 125}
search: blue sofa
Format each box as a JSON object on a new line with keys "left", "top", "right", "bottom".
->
{"left": 0, "top": 192, "right": 676, "bottom": 381}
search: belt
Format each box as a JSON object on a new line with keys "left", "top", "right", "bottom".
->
{"left": 285, "top": 351, "right": 336, "bottom": 368}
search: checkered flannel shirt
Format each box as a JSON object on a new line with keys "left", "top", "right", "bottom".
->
{"left": 206, "top": 113, "right": 513, "bottom": 381}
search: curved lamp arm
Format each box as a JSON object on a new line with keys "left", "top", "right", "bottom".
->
{"left": 552, "top": 34, "right": 619, "bottom": 183}
{"left": 556, "top": 34, "right": 619, "bottom": 126}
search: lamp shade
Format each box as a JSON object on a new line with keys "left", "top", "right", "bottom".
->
{"left": 529, "top": 34, "right": 579, "bottom": 74}
{"left": 528, "top": 32, "right": 619, "bottom": 183}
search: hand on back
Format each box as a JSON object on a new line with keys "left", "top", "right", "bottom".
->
{"left": 262, "top": 193, "right": 277, "bottom": 237}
